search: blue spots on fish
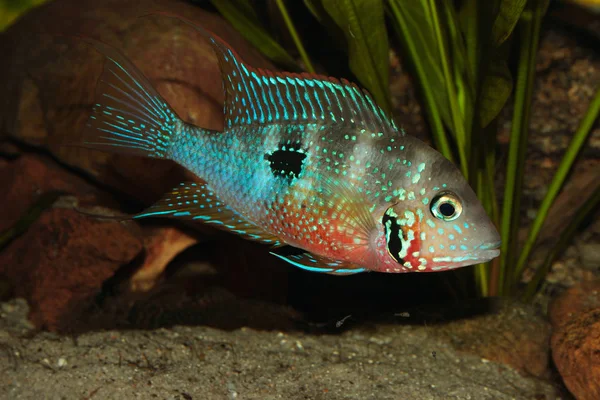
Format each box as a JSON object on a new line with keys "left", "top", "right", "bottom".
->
{"left": 265, "top": 141, "right": 307, "bottom": 182}
{"left": 270, "top": 249, "right": 366, "bottom": 275}
{"left": 134, "top": 181, "right": 281, "bottom": 246}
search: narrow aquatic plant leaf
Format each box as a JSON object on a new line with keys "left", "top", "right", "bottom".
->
{"left": 0, "top": 191, "right": 64, "bottom": 251}
{"left": 0, "top": 0, "right": 48, "bottom": 31}
{"left": 427, "top": 0, "right": 469, "bottom": 176}
{"left": 513, "top": 84, "right": 600, "bottom": 285}
{"left": 304, "top": 0, "right": 326, "bottom": 22}
{"left": 459, "top": 0, "right": 478, "bottom": 82}
{"left": 500, "top": 0, "right": 547, "bottom": 295}
{"left": 275, "top": 0, "right": 315, "bottom": 73}
{"left": 523, "top": 184, "right": 600, "bottom": 301}
{"left": 225, "top": 0, "right": 258, "bottom": 19}
{"left": 302, "top": 0, "right": 347, "bottom": 51}
{"left": 321, "top": 0, "right": 392, "bottom": 114}
{"left": 387, "top": 0, "right": 453, "bottom": 161}
{"left": 479, "top": 60, "right": 513, "bottom": 127}
{"left": 441, "top": 2, "right": 475, "bottom": 113}
{"left": 209, "top": 0, "right": 299, "bottom": 70}
{"left": 492, "top": 0, "right": 527, "bottom": 45}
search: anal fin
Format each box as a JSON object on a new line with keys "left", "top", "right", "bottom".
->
{"left": 270, "top": 249, "right": 367, "bottom": 275}
{"left": 134, "top": 181, "right": 281, "bottom": 246}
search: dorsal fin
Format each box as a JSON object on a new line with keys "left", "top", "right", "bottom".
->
{"left": 150, "top": 12, "right": 398, "bottom": 133}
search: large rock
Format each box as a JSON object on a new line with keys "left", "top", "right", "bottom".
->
{"left": 552, "top": 308, "right": 600, "bottom": 400}
{"left": 549, "top": 279, "right": 600, "bottom": 328}
{"left": 0, "top": 207, "right": 143, "bottom": 330}
{"left": 0, "top": 154, "right": 202, "bottom": 330}
{"left": 0, "top": 0, "right": 274, "bottom": 204}
{"left": 550, "top": 280, "right": 600, "bottom": 400}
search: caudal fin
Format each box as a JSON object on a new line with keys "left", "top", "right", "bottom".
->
{"left": 81, "top": 38, "right": 179, "bottom": 159}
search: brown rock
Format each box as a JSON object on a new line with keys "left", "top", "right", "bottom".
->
{"left": 0, "top": 154, "right": 114, "bottom": 232}
{"left": 0, "top": 153, "right": 211, "bottom": 329}
{"left": 0, "top": 208, "right": 142, "bottom": 331}
{"left": 129, "top": 226, "right": 198, "bottom": 293}
{"left": 0, "top": 0, "right": 275, "bottom": 205}
{"left": 552, "top": 308, "right": 600, "bottom": 400}
{"left": 549, "top": 279, "right": 600, "bottom": 329}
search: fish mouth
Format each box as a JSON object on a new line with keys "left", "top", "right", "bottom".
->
{"left": 470, "top": 241, "right": 502, "bottom": 263}
{"left": 471, "top": 249, "right": 501, "bottom": 263}
{"left": 428, "top": 241, "right": 502, "bottom": 270}
{"left": 476, "top": 241, "right": 502, "bottom": 251}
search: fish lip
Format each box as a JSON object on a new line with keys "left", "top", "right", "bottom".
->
{"left": 430, "top": 248, "right": 501, "bottom": 267}
{"left": 466, "top": 241, "right": 501, "bottom": 263}
{"left": 475, "top": 240, "right": 501, "bottom": 251}
{"left": 470, "top": 248, "right": 501, "bottom": 263}
{"left": 470, "top": 249, "right": 500, "bottom": 264}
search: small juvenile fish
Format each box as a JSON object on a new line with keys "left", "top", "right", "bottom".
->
{"left": 80, "top": 15, "right": 500, "bottom": 275}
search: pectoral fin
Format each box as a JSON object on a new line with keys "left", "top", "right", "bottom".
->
{"left": 135, "top": 181, "right": 281, "bottom": 246}
{"left": 270, "top": 248, "right": 367, "bottom": 275}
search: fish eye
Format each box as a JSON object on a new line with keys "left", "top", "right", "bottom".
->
{"left": 430, "top": 192, "right": 462, "bottom": 221}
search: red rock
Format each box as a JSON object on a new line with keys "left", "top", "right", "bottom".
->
{"left": 548, "top": 279, "right": 600, "bottom": 329}
{"left": 552, "top": 308, "right": 600, "bottom": 400}
{"left": 0, "top": 0, "right": 275, "bottom": 205}
{"left": 0, "top": 154, "right": 210, "bottom": 329}
{"left": 549, "top": 280, "right": 600, "bottom": 400}
{"left": 0, "top": 208, "right": 142, "bottom": 331}
{"left": 0, "top": 154, "right": 114, "bottom": 232}
{"left": 129, "top": 226, "right": 198, "bottom": 293}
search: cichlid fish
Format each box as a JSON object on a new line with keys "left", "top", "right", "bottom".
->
{"left": 80, "top": 15, "right": 500, "bottom": 275}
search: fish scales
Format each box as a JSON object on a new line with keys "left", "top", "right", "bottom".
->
{"left": 78, "top": 14, "right": 501, "bottom": 275}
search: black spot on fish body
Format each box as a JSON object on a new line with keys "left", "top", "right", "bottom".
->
{"left": 266, "top": 141, "right": 307, "bottom": 183}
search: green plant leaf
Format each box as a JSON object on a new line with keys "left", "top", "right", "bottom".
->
{"left": 209, "top": 0, "right": 300, "bottom": 70}
{"left": 522, "top": 183, "right": 600, "bottom": 301}
{"left": 304, "top": 0, "right": 326, "bottom": 22}
{"left": 479, "top": 60, "right": 513, "bottom": 127}
{"left": 0, "top": 0, "right": 49, "bottom": 31}
{"left": 321, "top": 0, "right": 391, "bottom": 114}
{"left": 441, "top": 2, "right": 474, "bottom": 143}
{"left": 500, "top": 0, "right": 547, "bottom": 295}
{"left": 274, "top": 0, "right": 316, "bottom": 73}
{"left": 386, "top": 0, "right": 453, "bottom": 160}
{"left": 492, "top": 0, "right": 527, "bottom": 46}
{"left": 513, "top": 83, "right": 600, "bottom": 285}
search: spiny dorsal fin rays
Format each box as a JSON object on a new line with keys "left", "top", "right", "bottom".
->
{"left": 147, "top": 12, "right": 398, "bottom": 133}
{"left": 134, "top": 181, "right": 282, "bottom": 246}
